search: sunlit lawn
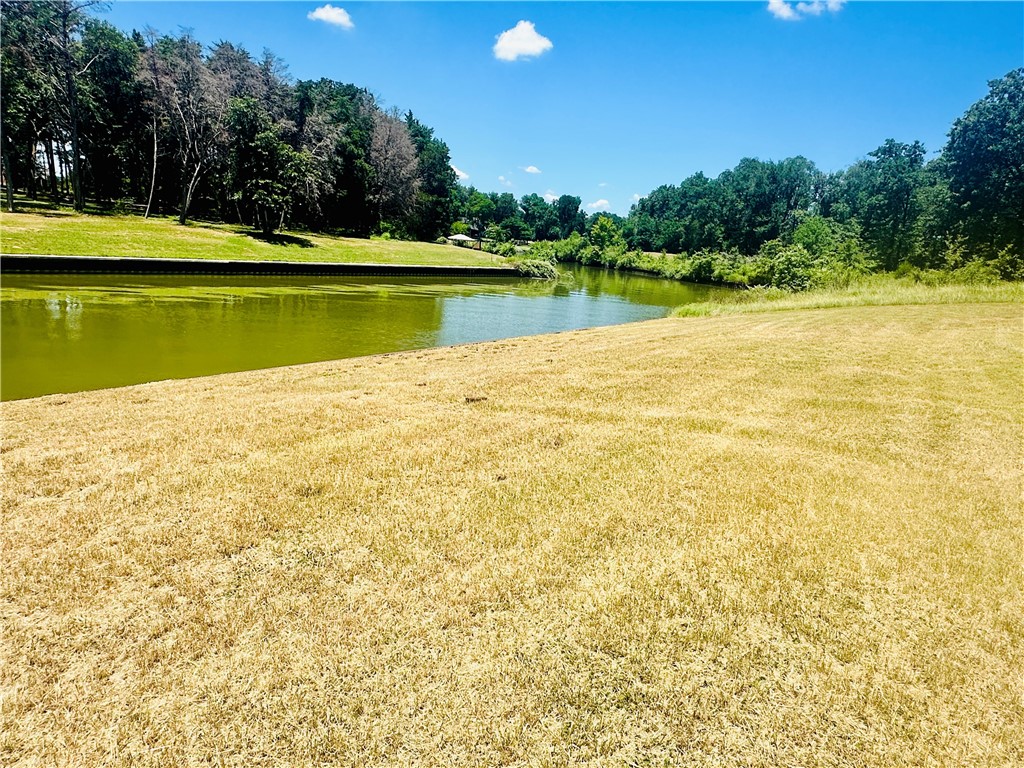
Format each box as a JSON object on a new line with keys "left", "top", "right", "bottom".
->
{"left": 0, "top": 206, "right": 502, "bottom": 267}
{"left": 2, "top": 299, "right": 1021, "bottom": 766}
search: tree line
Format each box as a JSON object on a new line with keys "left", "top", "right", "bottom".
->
{"left": 499, "top": 70, "right": 1021, "bottom": 287}
{"left": 1, "top": 0, "right": 460, "bottom": 239}
{"left": 1, "top": 1, "right": 1020, "bottom": 284}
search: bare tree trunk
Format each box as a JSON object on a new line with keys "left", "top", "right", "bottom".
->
{"left": 144, "top": 115, "right": 157, "bottom": 218}
{"left": 58, "top": 146, "right": 68, "bottom": 197}
{"left": 67, "top": 74, "right": 83, "bottom": 210}
{"left": 45, "top": 138, "right": 58, "bottom": 198}
{"left": 178, "top": 162, "right": 202, "bottom": 225}
{"left": 58, "top": 5, "right": 85, "bottom": 212}
{"left": 2, "top": 143, "right": 14, "bottom": 212}
{"left": 143, "top": 32, "right": 163, "bottom": 220}
{"left": 26, "top": 143, "right": 37, "bottom": 199}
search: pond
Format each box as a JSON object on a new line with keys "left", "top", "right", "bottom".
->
{"left": 0, "top": 265, "right": 731, "bottom": 401}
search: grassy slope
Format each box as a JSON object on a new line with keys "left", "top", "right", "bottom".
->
{"left": 2, "top": 301, "right": 1022, "bottom": 766}
{"left": 674, "top": 277, "right": 1024, "bottom": 316}
{"left": 0, "top": 209, "right": 503, "bottom": 267}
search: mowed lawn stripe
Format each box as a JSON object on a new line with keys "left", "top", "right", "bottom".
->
{"left": 1, "top": 303, "right": 1021, "bottom": 766}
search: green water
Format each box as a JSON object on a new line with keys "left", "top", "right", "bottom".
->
{"left": 0, "top": 265, "right": 729, "bottom": 400}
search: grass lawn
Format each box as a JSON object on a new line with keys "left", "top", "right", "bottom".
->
{"left": 0, "top": 208, "right": 503, "bottom": 267}
{"left": 2, "top": 298, "right": 1021, "bottom": 766}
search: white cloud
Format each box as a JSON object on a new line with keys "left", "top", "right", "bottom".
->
{"left": 308, "top": 4, "right": 354, "bottom": 29}
{"left": 767, "top": 0, "right": 845, "bottom": 21}
{"left": 543, "top": 190, "right": 558, "bottom": 203}
{"left": 767, "top": 0, "right": 798, "bottom": 20}
{"left": 598, "top": 181, "right": 609, "bottom": 188}
{"left": 493, "top": 20, "right": 553, "bottom": 62}
{"left": 451, "top": 164, "right": 469, "bottom": 181}
{"left": 631, "top": 193, "right": 642, "bottom": 202}
{"left": 796, "top": 1, "right": 825, "bottom": 15}
{"left": 521, "top": 165, "right": 542, "bottom": 174}
{"left": 498, "top": 175, "right": 514, "bottom": 188}
{"left": 587, "top": 199, "right": 610, "bottom": 211}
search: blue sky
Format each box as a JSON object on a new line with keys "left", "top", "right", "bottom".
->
{"left": 100, "top": 2, "right": 1023, "bottom": 214}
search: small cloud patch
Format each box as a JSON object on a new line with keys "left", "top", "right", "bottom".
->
{"left": 498, "top": 175, "right": 514, "bottom": 188}
{"left": 308, "top": 4, "right": 354, "bottom": 29}
{"left": 494, "top": 20, "right": 553, "bottom": 62}
{"left": 543, "top": 190, "right": 558, "bottom": 203}
{"left": 767, "top": 0, "right": 845, "bottom": 21}
{"left": 451, "top": 165, "right": 469, "bottom": 181}
{"left": 521, "top": 165, "right": 542, "bottom": 174}
{"left": 587, "top": 199, "right": 610, "bottom": 211}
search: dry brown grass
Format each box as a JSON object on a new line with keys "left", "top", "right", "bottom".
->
{"left": 2, "top": 303, "right": 1022, "bottom": 766}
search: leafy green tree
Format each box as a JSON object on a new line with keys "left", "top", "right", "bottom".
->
{"left": 225, "top": 97, "right": 303, "bottom": 235}
{"left": 588, "top": 214, "right": 625, "bottom": 252}
{"left": 912, "top": 158, "right": 957, "bottom": 268}
{"left": 719, "top": 157, "right": 818, "bottom": 255}
{"left": 78, "top": 19, "right": 147, "bottom": 203}
{"left": 489, "top": 192, "right": 519, "bottom": 223}
{"left": 48, "top": 0, "right": 100, "bottom": 210}
{"left": 554, "top": 194, "right": 585, "bottom": 239}
{"left": 622, "top": 212, "right": 659, "bottom": 252}
{"left": 404, "top": 112, "right": 459, "bottom": 240}
{"left": 465, "top": 189, "right": 496, "bottom": 231}
{"left": 501, "top": 215, "right": 533, "bottom": 241}
{"left": 520, "top": 193, "right": 559, "bottom": 240}
{"left": 0, "top": 1, "right": 56, "bottom": 209}
{"left": 943, "top": 69, "right": 1024, "bottom": 263}
{"left": 844, "top": 139, "right": 926, "bottom": 270}
{"left": 291, "top": 78, "right": 374, "bottom": 234}
{"left": 791, "top": 214, "right": 836, "bottom": 259}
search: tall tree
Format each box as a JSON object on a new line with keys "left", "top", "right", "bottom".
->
{"left": 554, "top": 194, "right": 585, "bottom": 239}
{"left": 367, "top": 107, "right": 419, "bottom": 228}
{"left": 0, "top": 1, "right": 56, "bottom": 210}
{"left": 45, "top": 0, "right": 101, "bottom": 210}
{"left": 77, "top": 19, "right": 146, "bottom": 203}
{"left": 138, "top": 28, "right": 168, "bottom": 218}
{"left": 224, "top": 97, "right": 304, "bottom": 235}
{"left": 158, "top": 33, "right": 227, "bottom": 224}
{"left": 404, "top": 112, "right": 458, "bottom": 240}
{"left": 845, "top": 140, "right": 926, "bottom": 269}
{"left": 942, "top": 69, "right": 1024, "bottom": 262}
{"left": 520, "top": 193, "right": 559, "bottom": 240}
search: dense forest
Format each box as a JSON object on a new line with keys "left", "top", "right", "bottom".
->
{"left": 2, "top": 1, "right": 1021, "bottom": 287}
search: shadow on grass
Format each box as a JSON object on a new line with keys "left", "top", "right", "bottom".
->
{"left": 3, "top": 195, "right": 124, "bottom": 217}
{"left": 242, "top": 230, "right": 315, "bottom": 248}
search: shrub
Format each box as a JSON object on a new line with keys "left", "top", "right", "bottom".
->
{"left": 991, "top": 245, "right": 1024, "bottom": 281}
{"left": 512, "top": 258, "right": 559, "bottom": 279}
{"left": 526, "top": 241, "right": 558, "bottom": 263}
{"left": 483, "top": 240, "right": 517, "bottom": 258}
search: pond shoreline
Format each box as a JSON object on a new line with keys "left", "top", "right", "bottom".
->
{"left": 0, "top": 253, "right": 522, "bottom": 278}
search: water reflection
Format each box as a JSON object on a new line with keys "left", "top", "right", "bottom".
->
{"left": 1, "top": 268, "right": 729, "bottom": 400}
